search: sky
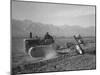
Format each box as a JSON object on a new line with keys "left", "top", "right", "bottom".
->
{"left": 12, "top": 1, "right": 95, "bottom": 27}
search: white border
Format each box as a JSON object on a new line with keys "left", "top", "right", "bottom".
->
{"left": 0, "top": 0, "right": 100, "bottom": 75}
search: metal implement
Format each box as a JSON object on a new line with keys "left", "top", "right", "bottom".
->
{"left": 73, "top": 35, "right": 84, "bottom": 54}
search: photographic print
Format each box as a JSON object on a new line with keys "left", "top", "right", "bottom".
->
{"left": 11, "top": 0, "right": 96, "bottom": 75}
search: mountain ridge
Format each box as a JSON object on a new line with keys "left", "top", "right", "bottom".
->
{"left": 11, "top": 19, "right": 95, "bottom": 37}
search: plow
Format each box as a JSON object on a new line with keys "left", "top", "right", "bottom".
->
{"left": 25, "top": 32, "right": 85, "bottom": 58}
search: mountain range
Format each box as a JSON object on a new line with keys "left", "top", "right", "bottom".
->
{"left": 11, "top": 19, "right": 95, "bottom": 37}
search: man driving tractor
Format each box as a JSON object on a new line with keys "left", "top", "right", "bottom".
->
{"left": 43, "top": 32, "right": 54, "bottom": 44}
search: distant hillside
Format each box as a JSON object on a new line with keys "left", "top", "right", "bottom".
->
{"left": 11, "top": 19, "right": 95, "bottom": 37}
